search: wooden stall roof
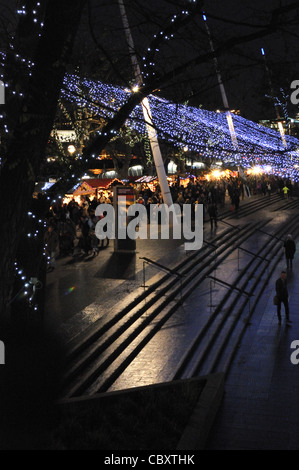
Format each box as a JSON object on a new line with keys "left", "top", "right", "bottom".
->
{"left": 73, "top": 178, "right": 124, "bottom": 195}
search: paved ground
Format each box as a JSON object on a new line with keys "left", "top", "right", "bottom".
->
{"left": 44, "top": 194, "right": 299, "bottom": 450}
{"left": 206, "top": 249, "right": 299, "bottom": 450}
{"left": 45, "top": 235, "right": 187, "bottom": 343}
{"left": 44, "top": 193, "right": 251, "bottom": 338}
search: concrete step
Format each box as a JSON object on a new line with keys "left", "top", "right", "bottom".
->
{"left": 172, "top": 214, "right": 299, "bottom": 380}
{"left": 61, "top": 219, "right": 270, "bottom": 397}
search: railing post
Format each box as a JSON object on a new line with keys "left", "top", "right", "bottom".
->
{"left": 143, "top": 260, "right": 146, "bottom": 291}
{"left": 139, "top": 257, "right": 185, "bottom": 303}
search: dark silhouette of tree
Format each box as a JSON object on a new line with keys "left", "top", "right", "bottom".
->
{"left": 0, "top": 0, "right": 87, "bottom": 319}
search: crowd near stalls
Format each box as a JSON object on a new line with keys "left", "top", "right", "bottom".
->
{"left": 43, "top": 171, "right": 297, "bottom": 270}
{"left": 45, "top": 190, "right": 115, "bottom": 265}
{"left": 135, "top": 172, "right": 297, "bottom": 215}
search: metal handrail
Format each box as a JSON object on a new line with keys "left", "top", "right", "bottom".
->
{"left": 140, "top": 257, "right": 185, "bottom": 278}
{"left": 206, "top": 275, "right": 253, "bottom": 298}
{"left": 140, "top": 257, "right": 184, "bottom": 305}
{"left": 237, "top": 246, "right": 269, "bottom": 262}
{"left": 218, "top": 219, "right": 242, "bottom": 231}
{"left": 257, "top": 228, "right": 285, "bottom": 242}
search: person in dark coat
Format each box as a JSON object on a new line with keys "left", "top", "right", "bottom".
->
{"left": 59, "top": 217, "right": 76, "bottom": 256}
{"left": 44, "top": 225, "right": 59, "bottom": 272}
{"left": 208, "top": 202, "right": 218, "bottom": 230}
{"left": 79, "top": 216, "right": 91, "bottom": 254}
{"left": 284, "top": 234, "right": 296, "bottom": 270}
{"left": 232, "top": 189, "right": 240, "bottom": 211}
{"left": 275, "top": 271, "right": 291, "bottom": 325}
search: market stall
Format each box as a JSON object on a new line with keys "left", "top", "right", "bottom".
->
{"left": 64, "top": 178, "right": 125, "bottom": 204}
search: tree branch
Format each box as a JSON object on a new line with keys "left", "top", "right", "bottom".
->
{"left": 85, "top": 1, "right": 299, "bottom": 156}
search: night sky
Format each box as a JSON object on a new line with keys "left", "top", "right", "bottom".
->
{"left": 82, "top": 0, "right": 299, "bottom": 121}
{"left": 1, "top": 0, "right": 299, "bottom": 121}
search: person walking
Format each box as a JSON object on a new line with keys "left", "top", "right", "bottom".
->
{"left": 275, "top": 271, "right": 291, "bottom": 326}
{"left": 44, "top": 225, "right": 59, "bottom": 272}
{"left": 282, "top": 185, "right": 290, "bottom": 198}
{"left": 79, "top": 215, "right": 91, "bottom": 254}
{"left": 232, "top": 188, "right": 240, "bottom": 211}
{"left": 266, "top": 182, "right": 272, "bottom": 197}
{"left": 284, "top": 234, "right": 296, "bottom": 270}
{"left": 208, "top": 201, "right": 218, "bottom": 230}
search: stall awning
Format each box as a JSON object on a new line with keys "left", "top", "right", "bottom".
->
{"left": 135, "top": 176, "right": 157, "bottom": 183}
{"left": 73, "top": 178, "right": 124, "bottom": 196}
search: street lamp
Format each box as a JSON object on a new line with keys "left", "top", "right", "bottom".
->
{"left": 68, "top": 145, "right": 76, "bottom": 155}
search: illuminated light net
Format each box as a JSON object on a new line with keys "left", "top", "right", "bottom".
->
{"left": 62, "top": 74, "right": 299, "bottom": 181}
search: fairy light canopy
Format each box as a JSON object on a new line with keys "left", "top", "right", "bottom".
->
{"left": 0, "top": 0, "right": 298, "bottom": 181}
{"left": 61, "top": 74, "right": 299, "bottom": 181}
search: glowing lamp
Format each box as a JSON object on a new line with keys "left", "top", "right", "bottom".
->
{"left": 212, "top": 170, "right": 221, "bottom": 179}
{"left": 252, "top": 166, "right": 262, "bottom": 175}
{"left": 68, "top": 145, "right": 76, "bottom": 155}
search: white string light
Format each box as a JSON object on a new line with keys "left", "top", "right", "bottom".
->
{"left": 60, "top": 74, "right": 299, "bottom": 180}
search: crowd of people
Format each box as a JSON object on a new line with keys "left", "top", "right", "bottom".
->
{"left": 138, "top": 174, "right": 296, "bottom": 211}
{"left": 44, "top": 191, "right": 113, "bottom": 271}
{"left": 43, "top": 174, "right": 297, "bottom": 271}
{"left": 42, "top": 171, "right": 298, "bottom": 341}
